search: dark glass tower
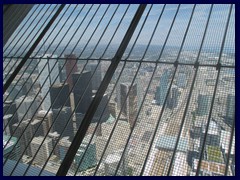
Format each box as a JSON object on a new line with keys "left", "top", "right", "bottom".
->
{"left": 120, "top": 83, "right": 138, "bottom": 129}
{"left": 72, "top": 71, "right": 92, "bottom": 114}
{"left": 50, "top": 83, "right": 71, "bottom": 109}
{"left": 155, "top": 69, "right": 171, "bottom": 105}
{"left": 52, "top": 106, "right": 74, "bottom": 141}
{"left": 85, "top": 62, "right": 102, "bottom": 91}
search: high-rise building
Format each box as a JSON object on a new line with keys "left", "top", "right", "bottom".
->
{"left": 65, "top": 54, "right": 78, "bottom": 90}
{"left": 177, "top": 72, "right": 187, "bottom": 88}
{"left": 30, "top": 136, "right": 53, "bottom": 165}
{"left": 167, "top": 85, "right": 180, "bottom": 109}
{"left": 4, "top": 100, "right": 17, "bottom": 115}
{"left": 15, "top": 96, "right": 39, "bottom": 121}
{"left": 58, "top": 65, "right": 64, "bottom": 83}
{"left": 58, "top": 137, "right": 71, "bottom": 161}
{"left": 85, "top": 62, "right": 102, "bottom": 90}
{"left": 155, "top": 70, "right": 171, "bottom": 105}
{"left": 12, "top": 118, "right": 44, "bottom": 156}
{"left": 75, "top": 92, "right": 110, "bottom": 133}
{"left": 3, "top": 101, "right": 18, "bottom": 135}
{"left": 6, "top": 73, "right": 34, "bottom": 102}
{"left": 201, "top": 120, "right": 220, "bottom": 147}
{"left": 72, "top": 71, "right": 92, "bottom": 114}
{"left": 50, "top": 83, "right": 71, "bottom": 109}
{"left": 52, "top": 106, "right": 74, "bottom": 141}
{"left": 92, "top": 93, "right": 110, "bottom": 123}
{"left": 3, "top": 114, "right": 12, "bottom": 136}
{"left": 226, "top": 94, "right": 235, "bottom": 124}
{"left": 36, "top": 110, "right": 53, "bottom": 136}
{"left": 38, "top": 54, "right": 60, "bottom": 110}
{"left": 13, "top": 121, "right": 32, "bottom": 156}
{"left": 20, "top": 73, "right": 34, "bottom": 96}
{"left": 197, "top": 93, "right": 211, "bottom": 116}
{"left": 7, "top": 79, "right": 23, "bottom": 101}
{"left": 48, "top": 131, "right": 60, "bottom": 157}
{"left": 136, "top": 77, "right": 143, "bottom": 110}
{"left": 74, "top": 134, "right": 97, "bottom": 172}
{"left": 108, "top": 101, "right": 116, "bottom": 118}
{"left": 120, "top": 83, "right": 138, "bottom": 129}
{"left": 116, "top": 76, "right": 131, "bottom": 111}
{"left": 3, "top": 135, "right": 20, "bottom": 161}
{"left": 75, "top": 113, "right": 84, "bottom": 131}
{"left": 30, "top": 119, "right": 44, "bottom": 137}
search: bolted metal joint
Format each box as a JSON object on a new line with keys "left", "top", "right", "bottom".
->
{"left": 194, "top": 61, "right": 199, "bottom": 69}
{"left": 216, "top": 62, "right": 222, "bottom": 70}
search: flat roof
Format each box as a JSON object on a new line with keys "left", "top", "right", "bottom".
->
{"left": 105, "top": 154, "right": 120, "bottom": 164}
{"left": 141, "top": 130, "right": 153, "bottom": 143}
{"left": 193, "top": 159, "right": 226, "bottom": 175}
{"left": 155, "top": 135, "right": 188, "bottom": 152}
{"left": 172, "top": 152, "right": 188, "bottom": 176}
{"left": 206, "top": 146, "right": 224, "bottom": 163}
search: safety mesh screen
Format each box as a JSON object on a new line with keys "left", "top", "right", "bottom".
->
{"left": 3, "top": 4, "right": 235, "bottom": 176}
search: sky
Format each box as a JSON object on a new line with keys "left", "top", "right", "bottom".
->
{"left": 4, "top": 4, "right": 235, "bottom": 57}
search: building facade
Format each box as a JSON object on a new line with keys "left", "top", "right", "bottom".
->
{"left": 65, "top": 54, "right": 78, "bottom": 90}
{"left": 38, "top": 54, "right": 60, "bottom": 110}
{"left": 120, "top": 83, "right": 138, "bottom": 129}
{"left": 72, "top": 71, "right": 92, "bottom": 114}
{"left": 155, "top": 70, "right": 171, "bottom": 105}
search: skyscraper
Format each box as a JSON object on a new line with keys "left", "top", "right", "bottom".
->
{"left": 3, "top": 101, "right": 18, "bottom": 135}
{"left": 50, "top": 83, "right": 71, "bottom": 109}
{"left": 65, "top": 54, "right": 78, "bottom": 90}
{"left": 20, "top": 73, "right": 34, "bottom": 96}
{"left": 38, "top": 54, "right": 60, "bottom": 110}
{"left": 36, "top": 110, "right": 53, "bottom": 136}
{"left": 108, "top": 101, "right": 116, "bottom": 118}
{"left": 92, "top": 93, "right": 110, "bottom": 123}
{"left": 177, "top": 72, "right": 187, "bottom": 88}
{"left": 167, "top": 85, "right": 180, "bottom": 109}
{"left": 57, "top": 137, "right": 71, "bottom": 161}
{"left": 136, "top": 77, "right": 143, "bottom": 110}
{"left": 74, "top": 134, "right": 97, "bottom": 172}
{"left": 197, "top": 93, "right": 211, "bottom": 116}
{"left": 52, "top": 106, "right": 74, "bottom": 141}
{"left": 30, "top": 136, "right": 53, "bottom": 165}
{"left": 3, "top": 115, "right": 12, "bottom": 136}
{"left": 72, "top": 71, "right": 92, "bottom": 114}
{"left": 4, "top": 100, "right": 17, "bottom": 115}
{"left": 58, "top": 65, "right": 64, "bottom": 83}
{"left": 85, "top": 62, "right": 102, "bottom": 90}
{"left": 7, "top": 79, "right": 23, "bottom": 101}
{"left": 11, "top": 120, "right": 44, "bottom": 159}
{"left": 226, "top": 94, "right": 235, "bottom": 124}
{"left": 7, "top": 73, "right": 34, "bottom": 101}
{"left": 3, "top": 135, "right": 20, "bottom": 161}
{"left": 48, "top": 131, "right": 60, "bottom": 157}
{"left": 120, "top": 83, "right": 138, "bottom": 129}
{"left": 15, "top": 96, "right": 39, "bottom": 121}
{"left": 155, "top": 69, "right": 171, "bottom": 105}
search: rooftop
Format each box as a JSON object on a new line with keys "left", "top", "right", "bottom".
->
{"left": 155, "top": 135, "right": 188, "bottom": 153}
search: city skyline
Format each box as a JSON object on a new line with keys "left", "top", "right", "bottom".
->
{"left": 4, "top": 4, "right": 235, "bottom": 58}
